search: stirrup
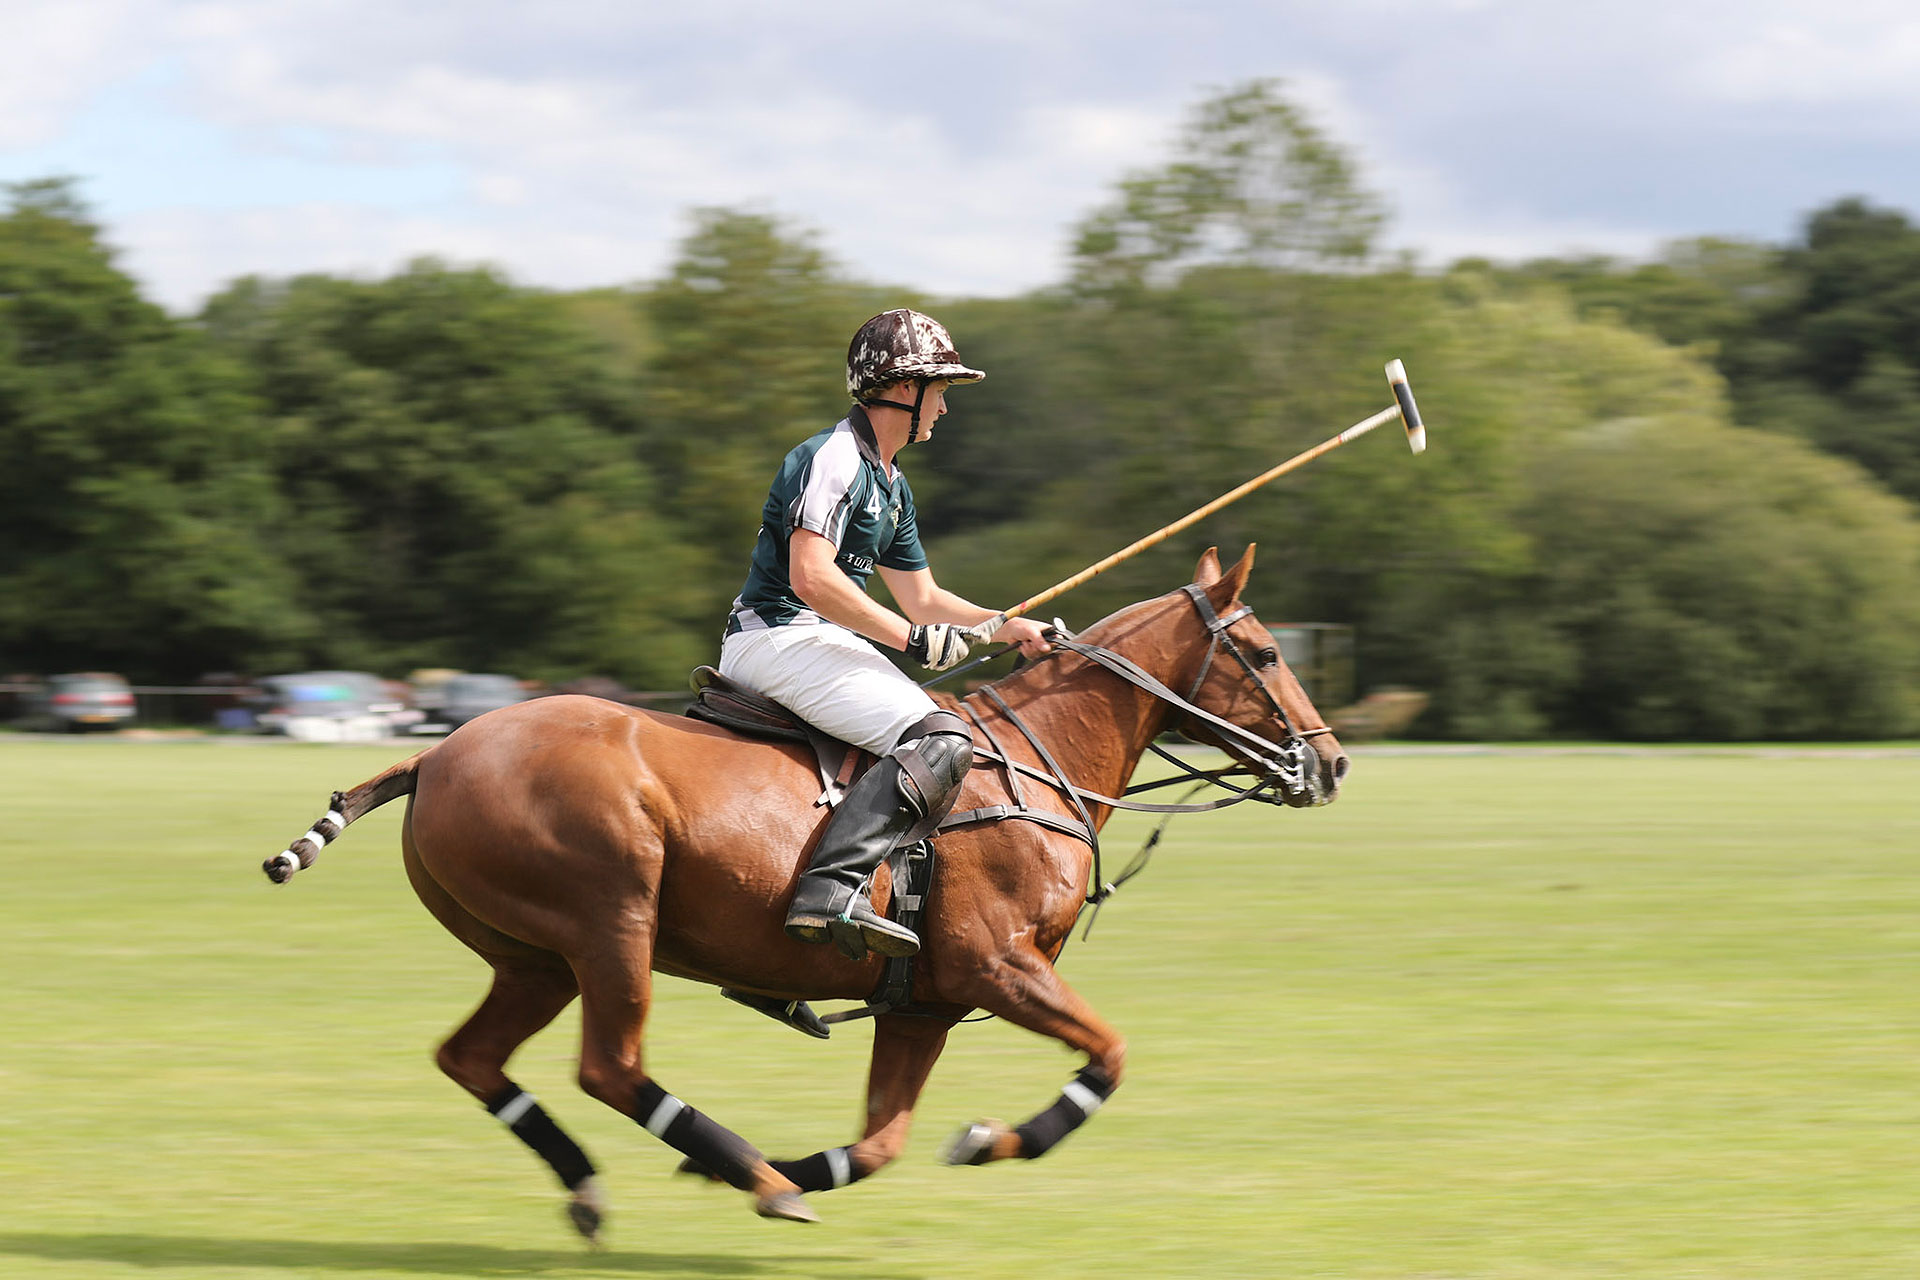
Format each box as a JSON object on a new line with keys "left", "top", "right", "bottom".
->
{"left": 843, "top": 903, "right": 921, "bottom": 960}
{"left": 721, "top": 988, "right": 830, "bottom": 1039}
{"left": 786, "top": 911, "right": 921, "bottom": 962}
{"left": 787, "top": 901, "right": 920, "bottom": 961}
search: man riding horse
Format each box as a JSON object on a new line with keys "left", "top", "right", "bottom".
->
{"left": 717, "top": 309, "right": 1052, "bottom": 959}
{"left": 263, "top": 323, "right": 1385, "bottom": 1233}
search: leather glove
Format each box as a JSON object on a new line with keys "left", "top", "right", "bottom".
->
{"left": 905, "top": 623, "right": 971, "bottom": 672}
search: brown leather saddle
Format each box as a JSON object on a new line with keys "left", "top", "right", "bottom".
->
{"left": 685, "top": 666, "right": 871, "bottom": 807}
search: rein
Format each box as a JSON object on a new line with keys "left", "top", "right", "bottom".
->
{"left": 936, "top": 589, "right": 1332, "bottom": 914}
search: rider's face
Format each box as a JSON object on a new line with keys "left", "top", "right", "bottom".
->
{"left": 918, "top": 381, "right": 950, "bottom": 438}
{"left": 868, "top": 379, "right": 951, "bottom": 447}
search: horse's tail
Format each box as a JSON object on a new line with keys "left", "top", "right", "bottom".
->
{"left": 262, "top": 750, "right": 428, "bottom": 884}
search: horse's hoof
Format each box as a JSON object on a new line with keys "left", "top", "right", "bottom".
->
{"left": 566, "top": 1199, "right": 603, "bottom": 1247}
{"left": 939, "top": 1120, "right": 1001, "bottom": 1167}
{"left": 755, "top": 1191, "right": 819, "bottom": 1223}
{"left": 567, "top": 1177, "right": 607, "bottom": 1246}
{"left": 674, "top": 1156, "right": 725, "bottom": 1183}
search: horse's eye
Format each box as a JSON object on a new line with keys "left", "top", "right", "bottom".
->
{"left": 1255, "top": 646, "right": 1278, "bottom": 667}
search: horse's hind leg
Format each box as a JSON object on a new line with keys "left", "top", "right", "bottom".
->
{"left": 436, "top": 959, "right": 608, "bottom": 1242}
{"left": 687, "top": 1013, "right": 950, "bottom": 1193}
{"left": 405, "top": 826, "right": 605, "bottom": 1242}
{"left": 939, "top": 946, "right": 1125, "bottom": 1167}
{"left": 569, "top": 937, "right": 816, "bottom": 1222}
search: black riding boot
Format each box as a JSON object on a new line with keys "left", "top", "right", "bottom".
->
{"left": 786, "top": 720, "right": 972, "bottom": 961}
{"left": 784, "top": 757, "right": 926, "bottom": 959}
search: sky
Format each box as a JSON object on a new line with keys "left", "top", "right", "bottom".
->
{"left": 6, "top": 0, "right": 1920, "bottom": 313}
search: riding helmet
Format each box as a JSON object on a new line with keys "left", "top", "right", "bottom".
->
{"left": 846, "top": 309, "right": 986, "bottom": 400}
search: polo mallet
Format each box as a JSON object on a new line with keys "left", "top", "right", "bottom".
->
{"left": 967, "top": 359, "right": 1425, "bottom": 641}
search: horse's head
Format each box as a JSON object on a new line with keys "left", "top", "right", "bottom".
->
{"left": 1164, "top": 545, "right": 1350, "bottom": 808}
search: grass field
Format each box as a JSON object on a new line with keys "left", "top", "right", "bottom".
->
{"left": 2, "top": 737, "right": 1916, "bottom": 1279}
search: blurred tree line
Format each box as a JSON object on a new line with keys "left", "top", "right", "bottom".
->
{"left": 3, "top": 80, "right": 1917, "bottom": 738}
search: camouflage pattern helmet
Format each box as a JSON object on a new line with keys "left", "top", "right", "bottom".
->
{"left": 845, "top": 309, "right": 986, "bottom": 400}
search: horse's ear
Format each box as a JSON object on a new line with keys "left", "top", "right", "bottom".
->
{"left": 1208, "top": 543, "right": 1256, "bottom": 602}
{"left": 1193, "top": 547, "right": 1224, "bottom": 586}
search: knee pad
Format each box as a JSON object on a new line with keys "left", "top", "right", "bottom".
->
{"left": 891, "top": 711, "right": 974, "bottom": 818}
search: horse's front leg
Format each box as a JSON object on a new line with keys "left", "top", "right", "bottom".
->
{"left": 937, "top": 945, "right": 1124, "bottom": 1167}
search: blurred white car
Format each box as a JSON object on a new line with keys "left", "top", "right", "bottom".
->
{"left": 252, "top": 671, "right": 417, "bottom": 741}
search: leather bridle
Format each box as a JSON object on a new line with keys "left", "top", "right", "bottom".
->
{"left": 937, "top": 587, "right": 1340, "bottom": 911}
{"left": 1172, "top": 584, "right": 1339, "bottom": 800}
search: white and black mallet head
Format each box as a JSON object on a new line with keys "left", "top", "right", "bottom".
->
{"left": 1385, "top": 359, "right": 1426, "bottom": 454}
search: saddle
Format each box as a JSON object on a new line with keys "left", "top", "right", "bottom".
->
{"left": 685, "top": 666, "right": 869, "bottom": 807}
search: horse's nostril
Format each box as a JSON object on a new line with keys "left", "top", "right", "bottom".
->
{"left": 1332, "top": 754, "right": 1351, "bottom": 784}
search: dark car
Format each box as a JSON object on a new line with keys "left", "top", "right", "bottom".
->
{"left": 22, "top": 673, "right": 138, "bottom": 732}
{"left": 429, "top": 673, "right": 529, "bottom": 731}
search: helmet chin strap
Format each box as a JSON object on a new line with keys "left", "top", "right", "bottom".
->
{"left": 861, "top": 380, "right": 931, "bottom": 443}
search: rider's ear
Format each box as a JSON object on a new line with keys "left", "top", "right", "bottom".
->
{"left": 1192, "top": 547, "right": 1224, "bottom": 586}
{"left": 1208, "top": 544, "right": 1256, "bottom": 603}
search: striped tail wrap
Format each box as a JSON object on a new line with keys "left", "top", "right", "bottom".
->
{"left": 264, "top": 805, "right": 346, "bottom": 882}
{"left": 262, "top": 751, "right": 426, "bottom": 884}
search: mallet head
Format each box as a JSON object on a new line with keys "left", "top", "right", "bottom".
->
{"left": 1385, "top": 359, "right": 1426, "bottom": 454}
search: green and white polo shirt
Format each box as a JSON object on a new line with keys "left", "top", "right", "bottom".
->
{"left": 725, "top": 410, "right": 929, "bottom": 636}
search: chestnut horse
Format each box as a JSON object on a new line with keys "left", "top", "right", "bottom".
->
{"left": 262, "top": 546, "right": 1347, "bottom": 1236}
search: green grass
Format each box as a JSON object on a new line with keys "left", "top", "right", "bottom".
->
{"left": 2, "top": 738, "right": 1916, "bottom": 1279}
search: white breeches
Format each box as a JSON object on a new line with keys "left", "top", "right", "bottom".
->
{"left": 718, "top": 623, "right": 938, "bottom": 755}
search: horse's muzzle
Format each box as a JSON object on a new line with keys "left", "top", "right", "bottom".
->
{"left": 1276, "top": 740, "right": 1348, "bottom": 808}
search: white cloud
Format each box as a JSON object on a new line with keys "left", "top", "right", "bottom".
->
{"left": 1694, "top": 17, "right": 1920, "bottom": 108}
{"left": 64, "top": 2, "right": 1188, "bottom": 307}
{"left": 1392, "top": 216, "right": 1664, "bottom": 269}
{"left": 0, "top": 1, "right": 152, "bottom": 147}
{"left": 19, "top": 0, "right": 1920, "bottom": 311}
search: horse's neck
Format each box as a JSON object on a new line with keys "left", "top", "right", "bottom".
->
{"left": 971, "top": 603, "right": 1197, "bottom": 802}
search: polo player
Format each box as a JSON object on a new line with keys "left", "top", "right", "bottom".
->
{"left": 717, "top": 309, "right": 1053, "bottom": 959}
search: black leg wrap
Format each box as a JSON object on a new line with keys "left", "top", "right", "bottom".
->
{"left": 483, "top": 1083, "right": 597, "bottom": 1190}
{"left": 1014, "top": 1065, "right": 1115, "bottom": 1160}
{"left": 769, "top": 1146, "right": 866, "bottom": 1193}
{"left": 635, "top": 1080, "right": 763, "bottom": 1191}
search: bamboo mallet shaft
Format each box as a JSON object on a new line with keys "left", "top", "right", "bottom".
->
{"left": 973, "top": 359, "right": 1425, "bottom": 636}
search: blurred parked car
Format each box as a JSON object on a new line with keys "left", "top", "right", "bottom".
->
{"left": 413, "top": 672, "right": 529, "bottom": 733}
{"left": 0, "top": 674, "right": 38, "bottom": 723}
{"left": 19, "top": 673, "right": 138, "bottom": 732}
{"left": 406, "top": 668, "right": 464, "bottom": 724}
{"left": 252, "top": 671, "right": 416, "bottom": 742}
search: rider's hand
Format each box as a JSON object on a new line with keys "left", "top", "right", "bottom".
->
{"left": 997, "top": 616, "right": 1054, "bottom": 659}
{"left": 906, "top": 623, "right": 972, "bottom": 672}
